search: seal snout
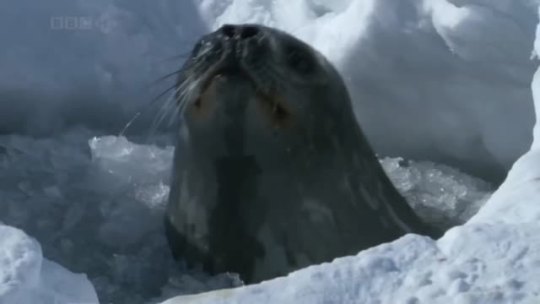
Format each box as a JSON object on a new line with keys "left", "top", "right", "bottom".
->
{"left": 215, "top": 24, "right": 266, "bottom": 63}
{"left": 219, "top": 24, "right": 261, "bottom": 41}
{"left": 197, "top": 24, "right": 266, "bottom": 82}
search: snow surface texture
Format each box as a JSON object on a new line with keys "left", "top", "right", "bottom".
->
{"left": 1, "top": 0, "right": 538, "bottom": 181}
{"left": 0, "top": 224, "right": 98, "bottom": 304}
{"left": 164, "top": 227, "right": 540, "bottom": 304}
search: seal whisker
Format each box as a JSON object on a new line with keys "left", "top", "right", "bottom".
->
{"left": 145, "top": 80, "right": 191, "bottom": 138}
{"left": 177, "top": 78, "right": 201, "bottom": 116}
{"left": 148, "top": 69, "right": 184, "bottom": 88}
{"left": 119, "top": 111, "right": 142, "bottom": 136}
{"left": 149, "top": 85, "right": 184, "bottom": 133}
{"left": 118, "top": 82, "right": 180, "bottom": 136}
{"left": 151, "top": 74, "right": 199, "bottom": 133}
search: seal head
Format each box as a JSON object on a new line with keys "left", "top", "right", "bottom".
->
{"left": 165, "top": 24, "right": 438, "bottom": 283}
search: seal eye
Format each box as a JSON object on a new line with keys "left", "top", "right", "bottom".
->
{"left": 286, "top": 46, "right": 315, "bottom": 74}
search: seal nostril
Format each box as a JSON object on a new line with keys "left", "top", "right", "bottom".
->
{"left": 221, "top": 25, "right": 236, "bottom": 38}
{"left": 240, "top": 26, "right": 259, "bottom": 39}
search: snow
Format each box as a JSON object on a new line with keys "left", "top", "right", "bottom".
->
{"left": 1, "top": 0, "right": 537, "bottom": 181}
{"left": 0, "top": 224, "right": 98, "bottom": 304}
{"left": 163, "top": 226, "right": 540, "bottom": 304}
{"left": 1, "top": 0, "right": 540, "bottom": 303}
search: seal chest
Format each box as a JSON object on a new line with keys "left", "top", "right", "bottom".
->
{"left": 165, "top": 24, "right": 439, "bottom": 283}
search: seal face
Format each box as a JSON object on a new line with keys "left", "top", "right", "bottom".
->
{"left": 165, "top": 24, "right": 439, "bottom": 283}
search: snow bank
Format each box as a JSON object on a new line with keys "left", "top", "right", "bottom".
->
{"left": 0, "top": 224, "right": 98, "bottom": 304}
{"left": 213, "top": 0, "right": 537, "bottom": 181}
{"left": 2, "top": 0, "right": 537, "bottom": 181}
{"left": 470, "top": 2, "right": 540, "bottom": 224}
{"left": 163, "top": 225, "right": 540, "bottom": 304}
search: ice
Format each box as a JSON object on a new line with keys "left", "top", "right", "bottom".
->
{"left": 0, "top": 224, "right": 98, "bottom": 304}
{"left": 0, "top": 130, "right": 241, "bottom": 303}
{"left": 0, "top": 126, "right": 492, "bottom": 303}
{"left": 381, "top": 158, "right": 492, "bottom": 229}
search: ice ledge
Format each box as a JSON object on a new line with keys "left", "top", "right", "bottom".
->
{"left": 161, "top": 220, "right": 540, "bottom": 304}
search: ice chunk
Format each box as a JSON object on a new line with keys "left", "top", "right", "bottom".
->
{"left": 0, "top": 224, "right": 98, "bottom": 304}
{"left": 88, "top": 135, "right": 173, "bottom": 247}
{"left": 0, "top": 130, "right": 242, "bottom": 303}
{"left": 381, "top": 157, "right": 493, "bottom": 229}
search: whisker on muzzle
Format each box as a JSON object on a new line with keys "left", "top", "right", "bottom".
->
{"left": 147, "top": 75, "right": 199, "bottom": 138}
{"left": 118, "top": 81, "right": 181, "bottom": 137}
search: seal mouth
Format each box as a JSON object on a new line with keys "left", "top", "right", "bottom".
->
{"left": 194, "top": 62, "right": 252, "bottom": 108}
{"left": 207, "top": 59, "right": 253, "bottom": 84}
{"left": 194, "top": 61, "right": 292, "bottom": 128}
{"left": 213, "top": 64, "right": 249, "bottom": 79}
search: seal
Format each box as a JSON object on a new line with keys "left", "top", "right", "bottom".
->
{"left": 165, "top": 24, "right": 440, "bottom": 283}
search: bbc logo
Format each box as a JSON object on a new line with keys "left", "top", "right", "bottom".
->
{"left": 50, "top": 16, "right": 114, "bottom": 32}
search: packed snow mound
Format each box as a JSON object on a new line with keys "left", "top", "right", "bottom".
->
{"left": 163, "top": 224, "right": 540, "bottom": 304}
{"left": 1, "top": 0, "right": 537, "bottom": 182}
{"left": 0, "top": 224, "right": 98, "bottom": 304}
